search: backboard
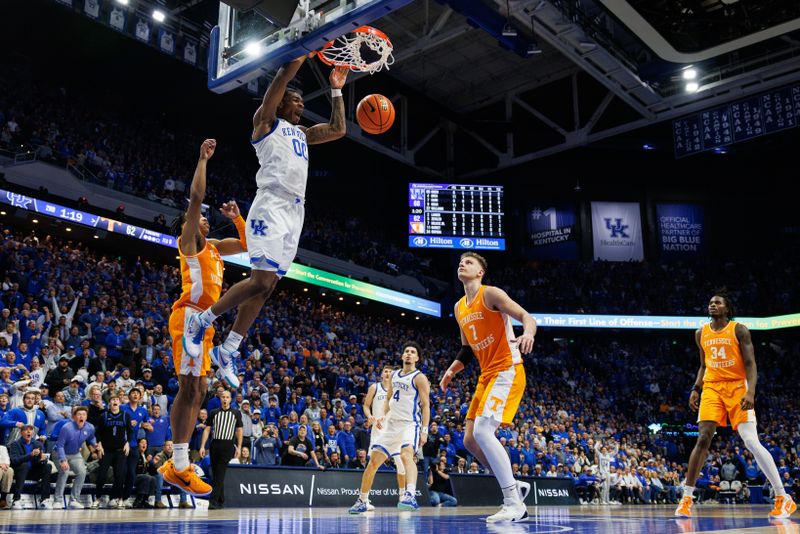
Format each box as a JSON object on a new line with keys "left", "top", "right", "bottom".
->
{"left": 208, "top": 0, "right": 411, "bottom": 93}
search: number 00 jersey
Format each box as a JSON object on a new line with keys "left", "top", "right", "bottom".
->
{"left": 252, "top": 118, "right": 309, "bottom": 199}
{"left": 455, "top": 285, "right": 522, "bottom": 377}
{"left": 701, "top": 321, "right": 745, "bottom": 383}
{"left": 172, "top": 238, "right": 223, "bottom": 312}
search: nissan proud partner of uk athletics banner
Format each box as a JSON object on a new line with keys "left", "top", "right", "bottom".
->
{"left": 223, "top": 466, "right": 577, "bottom": 507}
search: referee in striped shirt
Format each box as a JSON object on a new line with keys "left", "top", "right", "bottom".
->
{"left": 199, "top": 389, "right": 242, "bottom": 509}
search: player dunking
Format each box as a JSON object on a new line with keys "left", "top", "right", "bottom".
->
{"left": 157, "top": 139, "right": 248, "bottom": 495}
{"left": 361, "top": 364, "right": 406, "bottom": 510}
{"left": 182, "top": 57, "right": 348, "bottom": 387}
{"left": 440, "top": 252, "right": 536, "bottom": 522}
{"left": 350, "top": 343, "right": 430, "bottom": 513}
{"left": 675, "top": 291, "right": 796, "bottom": 519}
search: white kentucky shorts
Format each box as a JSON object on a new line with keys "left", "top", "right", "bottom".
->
{"left": 371, "top": 420, "right": 420, "bottom": 458}
{"left": 245, "top": 187, "right": 305, "bottom": 276}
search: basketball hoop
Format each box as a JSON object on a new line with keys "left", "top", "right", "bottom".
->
{"left": 317, "top": 26, "right": 394, "bottom": 74}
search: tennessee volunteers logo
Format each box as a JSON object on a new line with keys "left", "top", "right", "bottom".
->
{"left": 488, "top": 396, "right": 504, "bottom": 412}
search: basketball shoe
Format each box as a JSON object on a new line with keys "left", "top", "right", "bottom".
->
{"left": 674, "top": 495, "right": 693, "bottom": 518}
{"left": 158, "top": 459, "right": 212, "bottom": 496}
{"left": 770, "top": 496, "right": 798, "bottom": 519}
{"left": 210, "top": 346, "right": 239, "bottom": 388}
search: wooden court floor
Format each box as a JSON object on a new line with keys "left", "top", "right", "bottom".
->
{"left": 0, "top": 504, "right": 797, "bottom": 533}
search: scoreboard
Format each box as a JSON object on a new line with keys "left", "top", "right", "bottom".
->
{"left": 408, "top": 183, "right": 505, "bottom": 251}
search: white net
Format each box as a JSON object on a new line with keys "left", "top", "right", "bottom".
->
{"left": 318, "top": 28, "right": 394, "bottom": 74}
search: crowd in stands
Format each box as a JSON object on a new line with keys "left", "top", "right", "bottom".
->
{"left": 1, "top": 224, "right": 799, "bottom": 510}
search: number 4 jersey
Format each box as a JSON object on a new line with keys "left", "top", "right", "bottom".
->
{"left": 701, "top": 321, "right": 745, "bottom": 383}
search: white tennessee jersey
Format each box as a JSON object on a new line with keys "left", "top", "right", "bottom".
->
{"left": 388, "top": 369, "right": 422, "bottom": 423}
{"left": 252, "top": 118, "right": 309, "bottom": 199}
{"left": 371, "top": 382, "right": 389, "bottom": 420}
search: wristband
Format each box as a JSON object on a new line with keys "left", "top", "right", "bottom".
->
{"left": 691, "top": 384, "right": 702, "bottom": 393}
{"left": 331, "top": 88, "right": 342, "bottom": 98}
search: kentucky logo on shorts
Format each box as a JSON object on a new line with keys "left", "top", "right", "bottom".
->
{"left": 250, "top": 219, "right": 268, "bottom": 236}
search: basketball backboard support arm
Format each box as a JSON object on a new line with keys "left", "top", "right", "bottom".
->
{"left": 208, "top": 0, "right": 412, "bottom": 93}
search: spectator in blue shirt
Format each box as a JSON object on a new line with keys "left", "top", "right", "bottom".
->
{"left": 121, "top": 388, "right": 150, "bottom": 501}
{"left": 441, "top": 433, "right": 458, "bottom": 466}
{"left": 336, "top": 421, "right": 356, "bottom": 464}
{"left": 9, "top": 424, "right": 51, "bottom": 508}
{"left": 264, "top": 397, "right": 281, "bottom": 425}
{"left": 145, "top": 404, "right": 171, "bottom": 456}
{"left": 52, "top": 406, "right": 103, "bottom": 509}
{"left": 253, "top": 425, "right": 281, "bottom": 465}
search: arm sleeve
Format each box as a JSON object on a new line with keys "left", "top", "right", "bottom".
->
{"left": 233, "top": 216, "right": 248, "bottom": 251}
{"left": 455, "top": 345, "right": 475, "bottom": 365}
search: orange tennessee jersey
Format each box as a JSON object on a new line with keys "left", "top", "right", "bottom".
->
{"left": 455, "top": 285, "right": 522, "bottom": 377}
{"left": 701, "top": 321, "right": 746, "bottom": 383}
{"left": 172, "top": 238, "right": 223, "bottom": 312}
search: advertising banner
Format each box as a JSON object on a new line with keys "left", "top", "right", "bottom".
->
{"left": 591, "top": 202, "right": 644, "bottom": 261}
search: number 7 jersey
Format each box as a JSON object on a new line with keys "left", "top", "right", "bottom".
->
{"left": 455, "top": 285, "right": 522, "bottom": 377}
{"left": 701, "top": 321, "right": 745, "bottom": 383}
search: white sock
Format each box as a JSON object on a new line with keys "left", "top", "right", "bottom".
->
{"left": 222, "top": 331, "right": 243, "bottom": 353}
{"left": 405, "top": 484, "right": 415, "bottom": 495}
{"left": 173, "top": 443, "right": 190, "bottom": 471}
{"left": 198, "top": 308, "right": 218, "bottom": 326}
{"left": 472, "top": 417, "right": 519, "bottom": 503}
{"left": 359, "top": 492, "right": 368, "bottom": 502}
{"left": 738, "top": 422, "right": 786, "bottom": 497}
{"left": 683, "top": 485, "right": 695, "bottom": 498}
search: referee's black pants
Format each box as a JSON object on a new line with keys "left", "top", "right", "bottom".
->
{"left": 210, "top": 440, "right": 236, "bottom": 506}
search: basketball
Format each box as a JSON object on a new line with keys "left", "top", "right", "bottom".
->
{"left": 356, "top": 94, "right": 395, "bottom": 134}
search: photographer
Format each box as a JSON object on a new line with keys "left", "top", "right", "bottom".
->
{"left": 428, "top": 457, "right": 457, "bottom": 507}
{"left": 252, "top": 425, "right": 280, "bottom": 466}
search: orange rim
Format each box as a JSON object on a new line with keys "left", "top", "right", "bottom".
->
{"left": 317, "top": 25, "right": 393, "bottom": 69}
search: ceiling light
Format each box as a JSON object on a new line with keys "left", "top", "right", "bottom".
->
{"left": 685, "top": 82, "right": 699, "bottom": 93}
{"left": 0, "top": 211, "right": 5, "bottom": 215}
{"left": 502, "top": 23, "right": 517, "bottom": 37}
{"left": 245, "top": 42, "right": 264, "bottom": 57}
{"left": 682, "top": 68, "right": 697, "bottom": 80}
{"left": 152, "top": 10, "right": 165, "bottom": 23}
{"left": 115, "top": 0, "right": 128, "bottom": 4}
{"left": 32, "top": 219, "right": 38, "bottom": 223}
{"left": 66, "top": 228, "right": 72, "bottom": 232}
{"left": 527, "top": 43, "right": 542, "bottom": 55}
{"left": 642, "top": 143, "right": 655, "bottom": 151}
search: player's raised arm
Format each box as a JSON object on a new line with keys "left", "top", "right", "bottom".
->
{"left": 253, "top": 56, "right": 307, "bottom": 138}
{"left": 304, "top": 67, "right": 348, "bottom": 145}
{"left": 483, "top": 286, "right": 537, "bottom": 354}
{"left": 179, "top": 139, "right": 216, "bottom": 255}
{"left": 207, "top": 200, "right": 247, "bottom": 256}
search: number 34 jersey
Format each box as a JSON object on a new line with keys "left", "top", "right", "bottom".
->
{"left": 701, "top": 321, "right": 746, "bottom": 383}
